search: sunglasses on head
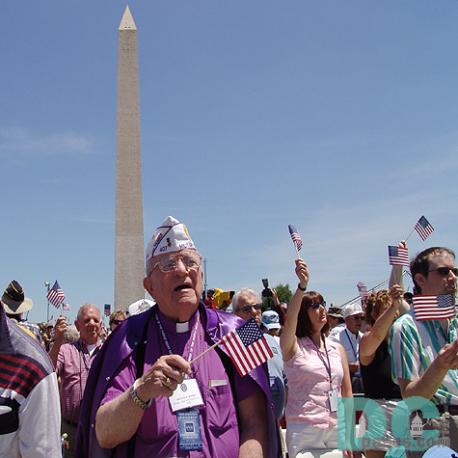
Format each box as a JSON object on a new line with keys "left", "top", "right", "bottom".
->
{"left": 241, "top": 303, "right": 262, "bottom": 313}
{"left": 429, "top": 267, "right": 458, "bottom": 277}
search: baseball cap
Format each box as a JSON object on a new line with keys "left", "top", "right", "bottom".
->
{"left": 342, "top": 302, "right": 364, "bottom": 319}
{"left": 261, "top": 310, "right": 281, "bottom": 330}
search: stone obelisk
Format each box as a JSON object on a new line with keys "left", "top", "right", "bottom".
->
{"left": 114, "top": 6, "right": 144, "bottom": 310}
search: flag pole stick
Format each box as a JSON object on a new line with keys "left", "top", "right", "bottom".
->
{"left": 190, "top": 340, "right": 221, "bottom": 364}
{"left": 404, "top": 228, "right": 416, "bottom": 242}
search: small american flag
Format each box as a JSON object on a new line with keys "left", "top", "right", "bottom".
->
{"left": 412, "top": 294, "right": 456, "bottom": 321}
{"left": 415, "top": 216, "right": 434, "bottom": 241}
{"left": 388, "top": 246, "right": 410, "bottom": 266}
{"left": 288, "top": 225, "right": 303, "bottom": 252}
{"left": 221, "top": 318, "right": 273, "bottom": 376}
{"left": 47, "top": 281, "right": 65, "bottom": 308}
{"left": 104, "top": 304, "right": 111, "bottom": 317}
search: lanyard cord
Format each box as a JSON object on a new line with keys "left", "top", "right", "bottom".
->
{"left": 310, "top": 336, "right": 333, "bottom": 390}
{"left": 344, "top": 329, "right": 358, "bottom": 359}
{"left": 155, "top": 311, "right": 200, "bottom": 376}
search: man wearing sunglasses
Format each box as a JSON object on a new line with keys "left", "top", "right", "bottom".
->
{"left": 389, "top": 246, "right": 458, "bottom": 451}
{"left": 330, "top": 302, "right": 365, "bottom": 393}
{"left": 76, "top": 216, "right": 278, "bottom": 458}
{"left": 232, "top": 288, "right": 263, "bottom": 325}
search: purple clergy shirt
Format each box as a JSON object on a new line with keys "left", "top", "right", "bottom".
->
{"left": 101, "top": 307, "right": 258, "bottom": 457}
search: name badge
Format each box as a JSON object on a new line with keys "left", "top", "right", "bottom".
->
{"left": 177, "top": 409, "right": 203, "bottom": 451}
{"left": 328, "top": 390, "right": 338, "bottom": 412}
{"left": 169, "top": 378, "right": 204, "bottom": 412}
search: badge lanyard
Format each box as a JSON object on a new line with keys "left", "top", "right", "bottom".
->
{"left": 344, "top": 329, "right": 358, "bottom": 360}
{"left": 155, "top": 311, "right": 203, "bottom": 451}
{"left": 311, "top": 337, "right": 339, "bottom": 412}
{"left": 155, "top": 311, "right": 200, "bottom": 370}
{"left": 310, "top": 337, "right": 333, "bottom": 390}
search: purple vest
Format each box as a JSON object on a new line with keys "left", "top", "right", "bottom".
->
{"left": 75, "top": 304, "right": 280, "bottom": 457}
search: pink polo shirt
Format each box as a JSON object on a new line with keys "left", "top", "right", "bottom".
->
{"left": 57, "top": 339, "right": 100, "bottom": 424}
{"left": 284, "top": 336, "right": 343, "bottom": 428}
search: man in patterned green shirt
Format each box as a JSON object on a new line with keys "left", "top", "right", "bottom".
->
{"left": 389, "top": 246, "right": 458, "bottom": 451}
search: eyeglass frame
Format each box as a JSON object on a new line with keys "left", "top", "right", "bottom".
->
{"left": 428, "top": 267, "right": 458, "bottom": 277}
{"left": 348, "top": 314, "right": 364, "bottom": 321}
{"left": 240, "top": 303, "right": 262, "bottom": 313}
{"left": 149, "top": 252, "right": 203, "bottom": 274}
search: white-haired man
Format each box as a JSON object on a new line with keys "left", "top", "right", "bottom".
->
{"left": 330, "top": 302, "right": 364, "bottom": 393}
{"left": 76, "top": 216, "right": 278, "bottom": 458}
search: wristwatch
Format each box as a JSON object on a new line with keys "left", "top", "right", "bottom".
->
{"left": 130, "top": 379, "right": 150, "bottom": 410}
{"left": 297, "top": 283, "right": 307, "bottom": 292}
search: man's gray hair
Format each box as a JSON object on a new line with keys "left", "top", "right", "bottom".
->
{"left": 231, "top": 288, "right": 260, "bottom": 312}
{"left": 76, "top": 303, "right": 100, "bottom": 321}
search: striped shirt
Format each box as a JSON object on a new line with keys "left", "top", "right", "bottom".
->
{"left": 388, "top": 310, "right": 458, "bottom": 405}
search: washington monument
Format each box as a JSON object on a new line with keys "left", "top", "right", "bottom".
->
{"left": 114, "top": 6, "right": 144, "bottom": 310}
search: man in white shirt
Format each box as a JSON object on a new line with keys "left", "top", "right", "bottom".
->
{"left": 330, "top": 302, "right": 364, "bottom": 393}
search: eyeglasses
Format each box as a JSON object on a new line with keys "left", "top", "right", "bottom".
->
{"left": 241, "top": 303, "right": 262, "bottom": 313}
{"left": 110, "top": 319, "right": 123, "bottom": 326}
{"left": 310, "top": 302, "right": 325, "bottom": 310}
{"left": 428, "top": 267, "right": 458, "bottom": 277}
{"left": 152, "top": 253, "right": 202, "bottom": 273}
{"left": 350, "top": 315, "right": 364, "bottom": 321}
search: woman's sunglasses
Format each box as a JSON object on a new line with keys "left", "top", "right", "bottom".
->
{"left": 310, "top": 302, "right": 325, "bottom": 310}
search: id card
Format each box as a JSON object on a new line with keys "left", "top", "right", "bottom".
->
{"left": 177, "top": 409, "right": 203, "bottom": 451}
{"left": 328, "top": 390, "right": 338, "bottom": 412}
{"left": 169, "top": 378, "right": 204, "bottom": 412}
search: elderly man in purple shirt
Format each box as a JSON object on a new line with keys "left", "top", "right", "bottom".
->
{"left": 76, "top": 216, "right": 278, "bottom": 458}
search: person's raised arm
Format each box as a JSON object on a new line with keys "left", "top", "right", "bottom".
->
{"left": 398, "top": 340, "right": 458, "bottom": 400}
{"left": 48, "top": 316, "right": 67, "bottom": 369}
{"left": 360, "top": 285, "right": 403, "bottom": 366}
{"left": 95, "top": 354, "right": 191, "bottom": 449}
{"left": 280, "top": 259, "right": 309, "bottom": 361}
{"left": 388, "top": 241, "right": 410, "bottom": 314}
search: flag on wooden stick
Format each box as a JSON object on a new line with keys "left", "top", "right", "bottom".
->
{"left": 221, "top": 318, "right": 273, "bottom": 376}
{"left": 415, "top": 216, "right": 434, "bottom": 241}
{"left": 47, "top": 281, "right": 65, "bottom": 308}
{"left": 388, "top": 245, "right": 410, "bottom": 266}
{"left": 288, "top": 225, "right": 303, "bottom": 252}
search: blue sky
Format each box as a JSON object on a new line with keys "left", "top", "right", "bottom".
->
{"left": 2, "top": 1, "right": 458, "bottom": 324}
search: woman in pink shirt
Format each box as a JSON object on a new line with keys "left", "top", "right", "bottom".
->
{"left": 280, "top": 259, "right": 353, "bottom": 457}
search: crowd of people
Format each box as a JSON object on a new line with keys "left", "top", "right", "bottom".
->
{"left": 1, "top": 216, "right": 458, "bottom": 458}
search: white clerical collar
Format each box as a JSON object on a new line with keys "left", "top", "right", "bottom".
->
{"left": 176, "top": 321, "right": 190, "bottom": 333}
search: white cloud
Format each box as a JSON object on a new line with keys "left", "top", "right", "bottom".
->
{"left": 0, "top": 126, "right": 94, "bottom": 156}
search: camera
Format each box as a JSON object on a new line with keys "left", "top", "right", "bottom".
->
{"left": 261, "top": 278, "right": 273, "bottom": 298}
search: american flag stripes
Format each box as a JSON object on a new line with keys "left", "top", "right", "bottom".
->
{"left": 47, "top": 281, "right": 65, "bottom": 308}
{"left": 388, "top": 246, "right": 410, "bottom": 266}
{"left": 288, "top": 225, "right": 303, "bottom": 252}
{"left": 221, "top": 318, "right": 273, "bottom": 376}
{"left": 415, "top": 216, "right": 434, "bottom": 241}
{"left": 412, "top": 294, "right": 456, "bottom": 321}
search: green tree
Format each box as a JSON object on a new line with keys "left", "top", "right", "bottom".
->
{"left": 273, "top": 283, "right": 292, "bottom": 304}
